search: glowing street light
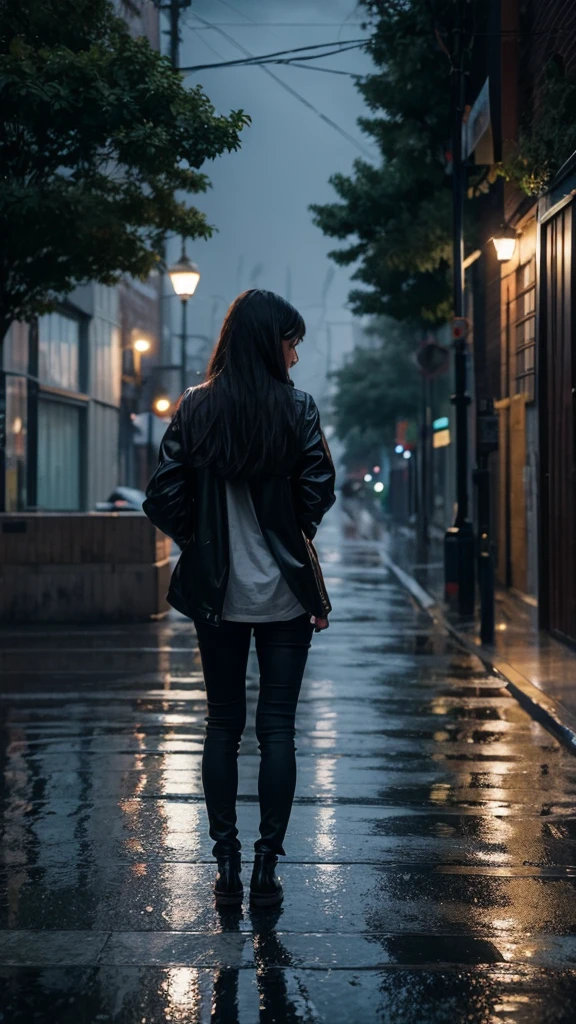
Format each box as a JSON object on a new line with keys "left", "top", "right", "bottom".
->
{"left": 394, "top": 444, "right": 404, "bottom": 454}
{"left": 133, "top": 337, "right": 151, "bottom": 353}
{"left": 364, "top": 473, "right": 373, "bottom": 482}
{"left": 168, "top": 245, "right": 201, "bottom": 396}
{"left": 154, "top": 397, "right": 171, "bottom": 415}
{"left": 403, "top": 450, "right": 412, "bottom": 460}
{"left": 374, "top": 481, "right": 384, "bottom": 493}
{"left": 168, "top": 250, "right": 201, "bottom": 299}
{"left": 131, "top": 336, "right": 152, "bottom": 394}
{"left": 492, "top": 226, "right": 517, "bottom": 262}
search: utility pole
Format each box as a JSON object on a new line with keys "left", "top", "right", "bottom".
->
{"left": 444, "top": 0, "right": 475, "bottom": 616}
{"left": 169, "top": 0, "right": 181, "bottom": 68}
{"left": 153, "top": 0, "right": 192, "bottom": 70}
{"left": 153, "top": 0, "right": 192, "bottom": 403}
{"left": 475, "top": 398, "right": 498, "bottom": 644}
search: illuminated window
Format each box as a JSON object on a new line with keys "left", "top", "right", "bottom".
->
{"left": 515, "top": 257, "right": 536, "bottom": 401}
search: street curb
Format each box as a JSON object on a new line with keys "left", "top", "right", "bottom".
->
{"left": 379, "top": 547, "right": 576, "bottom": 756}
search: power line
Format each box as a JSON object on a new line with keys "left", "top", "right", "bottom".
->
{"left": 185, "top": 13, "right": 375, "bottom": 159}
{"left": 195, "top": 0, "right": 366, "bottom": 31}
{"left": 180, "top": 37, "right": 368, "bottom": 72}
{"left": 181, "top": 43, "right": 365, "bottom": 73}
{"left": 189, "top": 22, "right": 367, "bottom": 28}
{"left": 281, "top": 62, "right": 363, "bottom": 79}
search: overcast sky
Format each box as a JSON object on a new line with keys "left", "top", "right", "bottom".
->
{"left": 163, "top": 0, "right": 376, "bottom": 406}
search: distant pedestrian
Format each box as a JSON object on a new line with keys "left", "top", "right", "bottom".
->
{"left": 143, "top": 290, "right": 336, "bottom": 908}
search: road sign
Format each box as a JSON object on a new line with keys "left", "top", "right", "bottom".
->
{"left": 452, "top": 317, "right": 471, "bottom": 341}
{"left": 416, "top": 340, "right": 450, "bottom": 377}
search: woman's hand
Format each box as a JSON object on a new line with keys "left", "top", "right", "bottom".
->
{"left": 310, "top": 615, "right": 329, "bottom": 632}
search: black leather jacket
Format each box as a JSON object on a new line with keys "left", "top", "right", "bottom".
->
{"left": 143, "top": 385, "right": 337, "bottom": 626}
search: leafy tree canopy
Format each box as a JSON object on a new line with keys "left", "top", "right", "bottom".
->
{"left": 332, "top": 318, "right": 422, "bottom": 445}
{"left": 0, "top": 0, "right": 249, "bottom": 334}
{"left": 310, "top": 0, "right": 462, "bottom": 326}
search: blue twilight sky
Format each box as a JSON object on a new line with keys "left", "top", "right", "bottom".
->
{"left": 162, "top": 0, "right": 376, "bottom": 406}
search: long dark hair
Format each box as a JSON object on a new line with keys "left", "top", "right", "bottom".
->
{"left": 183, "top": 290, "right": 306, "bottom": 480}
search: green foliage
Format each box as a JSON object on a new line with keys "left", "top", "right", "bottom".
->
{"left": 332, "top": 318, "right": 422, "bottom": 445}
{"left": 0, "top": 0, "right": 249, "bottom": 330}
{"left": 310, "top": 0, "right": 459, "bottom": 326}
{"left": 498, "top": 55, "right": 576, "bottom": 196}
{"left": 340, "top": 424, "right": 384, "bottom": 473}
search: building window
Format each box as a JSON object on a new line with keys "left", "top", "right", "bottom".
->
{"left": 36, "top": 399, "right": 82, "bottom": 510}
{"left": 515, "top": 257, "right": 536, "bottom": 401}
{"left": 38, "top": 310, "right": 82, "bottom": 392}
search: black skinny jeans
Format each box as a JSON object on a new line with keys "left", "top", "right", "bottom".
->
{"left": 194, "top": 612, "right": 314, "bottom": 859}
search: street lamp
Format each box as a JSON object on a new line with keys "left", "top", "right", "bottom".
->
{"left": 131, "top": 336, "right": 152, "bottom": 401}
{"left": 154, "top": 397, "right": 171, "bottom": 415}
{"left": 492, "top": 226, "right": 517, "bottom": 262}
{"left": 168, "top": 245, "right": 201, "bottom": 396}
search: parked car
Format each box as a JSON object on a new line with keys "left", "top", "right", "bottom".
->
{"left": 95, "top": 487, "right": 146, "bottom": 512}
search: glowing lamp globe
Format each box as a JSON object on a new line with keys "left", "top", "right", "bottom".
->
{"left": 168, "top": 252, "right": 200, "bottom": 300}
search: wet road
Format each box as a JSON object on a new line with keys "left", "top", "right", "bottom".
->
{"left": 2, "top": 508, "right": 576, "bottom": 1022}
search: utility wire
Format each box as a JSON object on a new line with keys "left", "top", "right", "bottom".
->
{"left": 180, "top": 38, "right": 368, "bottom": 73}
{"left": 189, "top": 22, "right": 367, "bottom": 28}
{"left": 181, "top": 43, "right": 365, "bottom": 73}
{"left": 280, "top": 62, "right": 363, "bottom": 79}
{"left": 185, "top": 13, "right": 375, "bottom": 159}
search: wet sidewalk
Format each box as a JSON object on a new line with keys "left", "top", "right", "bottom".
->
{"left": 2, "top": 506, "right": 576, "bottom": 1022}
{"left": 446, "top": 586, "right": 576, "bottom": 754}
{"left": 350, "top": 505, "right": 576, "bottom": 754}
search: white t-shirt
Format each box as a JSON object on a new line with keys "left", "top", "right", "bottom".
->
{"left": 222, "top": 479, "right": 307, "bottom": 622}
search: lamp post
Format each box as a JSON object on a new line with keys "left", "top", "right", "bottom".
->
{"left": 444, "top": 0, "right": 476, "bottom": 617}
{"left": 168, "top": 246, "right": 200, "bottom": 396}
{"left": 132, "top": 337, "right": 151, "bottom": 400}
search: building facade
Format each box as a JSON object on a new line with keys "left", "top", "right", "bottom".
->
{"left": 466, "top": 0, "right": 576, "bottom": 641}
{"left": 2, "top": 286, "right": 122, "bottom": 512}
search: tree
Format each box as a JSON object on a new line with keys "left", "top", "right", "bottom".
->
{"left": 332, "top": 319, "right": 422, "bottom": 446}
{"left": 310, "top": 0, "right": 471, "bottom": 326}
{"left": 0, "top": 0, "right": 249, "bottom": 339}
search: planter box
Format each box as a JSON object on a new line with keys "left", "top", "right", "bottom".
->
{"left": 0, "top": 513, "right": 172, "bottom": 622}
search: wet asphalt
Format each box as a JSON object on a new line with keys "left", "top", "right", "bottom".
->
{"left": 2, "top": 507, "right": 576, "bottom": 1023}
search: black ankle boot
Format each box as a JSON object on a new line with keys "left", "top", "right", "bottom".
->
{"left": 214, "top": 852, "right": 243, "bottom": 906}
{"left": 249, "top": 852, "right": 284, "bottom": 907}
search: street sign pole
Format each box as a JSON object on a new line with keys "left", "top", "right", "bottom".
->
{"left": 444, "top": 0, "right": 475, "bottom": 616}
{"left": 475, "top": 398, "right": 499, "bottom": 644}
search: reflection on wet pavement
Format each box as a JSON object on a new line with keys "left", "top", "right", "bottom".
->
{"left": 2, "top": 507, "right": 576, "bottom": 1022}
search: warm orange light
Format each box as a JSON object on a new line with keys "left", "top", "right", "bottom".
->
{"left": 134, "top": 338, "right": 151, "bottom": 353}
{"left": 154, "top": 397, "right": 171, "bottom": 414}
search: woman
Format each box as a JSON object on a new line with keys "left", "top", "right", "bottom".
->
{"left": 143, "top": 289, "right": 336, "bottom": 908}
